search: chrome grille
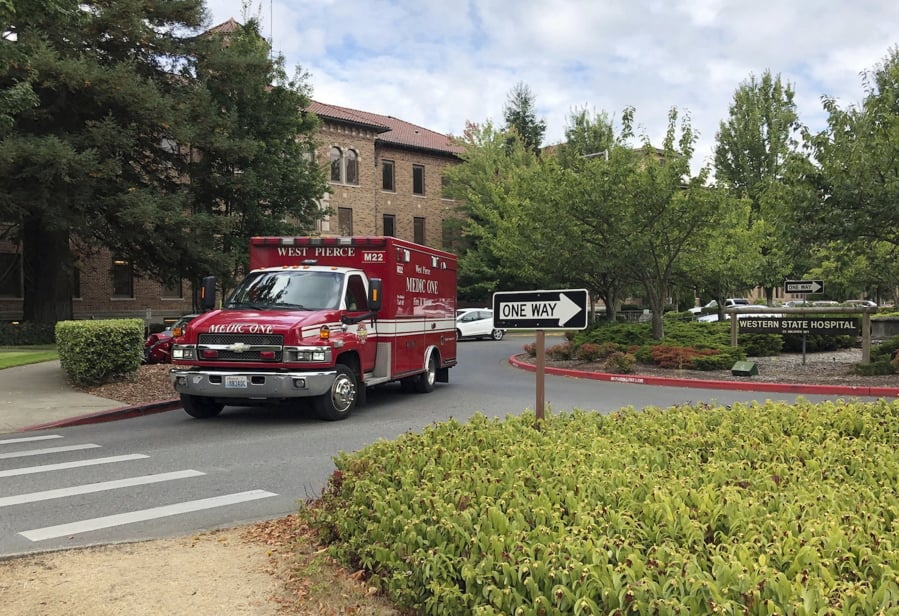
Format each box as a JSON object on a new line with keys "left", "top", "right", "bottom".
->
{"left": 198, "top": 333, "right": 283, "bottom": 346}
{"left": 197, "top": 333, "right": 284, "bottom": 362}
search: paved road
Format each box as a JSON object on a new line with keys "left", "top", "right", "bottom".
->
{"left": 0, "top": 336, "right": 871, "bottom": 556}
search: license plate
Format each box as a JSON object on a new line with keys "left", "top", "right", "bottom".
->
{"left": 224, "top": 375, "right": 248, "bottom": 389}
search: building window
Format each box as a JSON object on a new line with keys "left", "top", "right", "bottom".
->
{"left": 382, "top": 160, "right": 395, "bottom": 191}
{"left": 338, "top": 207, "right": 353, "bottom": 235}
{"left": 345, "top": 149, "right": 358, "bottom": 185}
{"left": 383, "top": 214, "right": 395, "bottom": 237}
{"left": 330, "top": 147, "right": 342, "bottom": 182}
{"left": 412, "top": 164, "right": 425, "bottom": 195}
{"left": 330, "top": 146, "right": 359, "bottom": 185}
{"left": 111, "top": 258, "right": 133, "bottom": 298}
{"left": 414, "top": 217, "right": 426, "bottom": 245}
{"left": 0, "top": 252, "right": 22, "bottom": 298}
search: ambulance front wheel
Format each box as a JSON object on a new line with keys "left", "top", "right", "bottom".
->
{"left": 313, "top": 364, "right": 357, "bottom": 420}
{"left": 181, "top": 394, "right": 224, "bottom": 419}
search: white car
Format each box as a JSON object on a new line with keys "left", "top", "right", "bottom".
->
{"left": 455, "top": 308, "right": 505, "bottom": 341}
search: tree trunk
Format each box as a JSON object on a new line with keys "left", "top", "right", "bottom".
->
{"left": 21, "top": 219, "right": 74, "bottom": 324}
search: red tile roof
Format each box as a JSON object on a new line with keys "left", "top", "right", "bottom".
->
{"left": 308, "top": 101, "right": 463, "bottom": 157}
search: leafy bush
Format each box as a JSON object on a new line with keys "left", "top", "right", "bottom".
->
{"left": 782, "top": 332, "right": 855, "bottom": 352}
{"left": 691, "top": 346, "right": 746, "bottom": 370}
{"left": 308, "top": 402, "right": 899, "bottom": 614}
{"left": 55, "top": 319, "right": 144, "bottom": 385}
{"left": 0, "top": 321, "right": 55, "bottom": 345}
{"left": 574, "top": 341, "right": 620, "bottom": 362}
{"left": 604, "top": 350, "right": 635, "bottom": 373}
{"left": 739, "top": 332, "right": 782, "bottom": 357}
{"left": 546, "top": 341, "right": 574, "bottom": 360}
{"left": 650, "top": 345, "right": 721, "bottom": 369}
{"left": 855, "top": 335, "right": 899, "bottom": 375}
{"left": 522, "top": 342, "right": 537, "bottom": 358}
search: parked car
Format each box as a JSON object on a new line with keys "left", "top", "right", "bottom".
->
{"left": 143, "top": 314, "right": 198, "bottom": 364}
{"left": 456, "top": 308, "right": 505, "bottom": 341}
{"left": 843, "top": 299, "right": 878, "bottom": 308}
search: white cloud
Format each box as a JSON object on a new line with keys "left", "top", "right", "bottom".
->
{"left": 204, "top": 0, "right": 899, "bottom": 171}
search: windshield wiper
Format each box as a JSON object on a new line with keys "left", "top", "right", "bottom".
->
{"left": 270, "top": 302, "right": 307, "bottom": 310}
{"left": 225, "top": 301, "right": 270, "bottom": 310}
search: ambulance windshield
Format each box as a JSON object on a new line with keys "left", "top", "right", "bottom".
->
{"left": 225, "top": 271, "right": 344, "bottom": 311}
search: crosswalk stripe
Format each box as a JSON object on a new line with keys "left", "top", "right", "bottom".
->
{"left": 0, "top": 454, "right": 149, "bottom": 478}
{"left": 0, "top": 443, "right": 101, "bottom": 460}
{"left": 0, "top": 470, "right": 206, "bottom": 508}
{"left": 0, "top": 435, "right": 64, "bottom": 446}
{"left": 20, "top": 490, "right": 279, "bottom": 541}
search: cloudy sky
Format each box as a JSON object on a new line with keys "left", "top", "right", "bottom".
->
{"left": 203, "top": 0, "right": 899, "bottom": 169}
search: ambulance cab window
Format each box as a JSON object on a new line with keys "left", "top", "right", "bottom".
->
{"left": 345, "top": 275, "right": 367, "bottom": 311}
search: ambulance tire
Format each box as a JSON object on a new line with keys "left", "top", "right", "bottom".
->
{"left": 414, "top": 353, "right": 437, "bottom": 393}
{"left": 181, "top": 395, "right": 224, "bottom": 419}
{"left": 313, "top": 364, "right": 357, "bottom": 421}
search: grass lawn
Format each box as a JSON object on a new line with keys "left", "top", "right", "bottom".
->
{"left": 0, "top": 345, "right": 59, "bottom": 370}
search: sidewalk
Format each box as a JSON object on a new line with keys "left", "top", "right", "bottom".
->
{"left": 0, "top": 361, "right": 180, "bottom": 434}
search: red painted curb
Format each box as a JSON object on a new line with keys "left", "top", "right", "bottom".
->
{"left": 20, "top": 399, "right": 182, "bottom": 432}
{"left": 508, "top": 356, "right": 899, "bottom": 398}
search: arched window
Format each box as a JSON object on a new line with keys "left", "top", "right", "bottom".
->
{"left": 345, "top": 149, "right": 358, "bottom": 185}
{"left": 329, "top": 147, "right": 342, "bottom": 182}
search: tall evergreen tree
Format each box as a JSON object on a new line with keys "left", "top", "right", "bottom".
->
{"left": 179, "top": 16, "right": 328, "bottom": 296}
{"left": 0, "top": 0, "right": 207, "bottom": 323}
{"left": 502, "top": 81, "right": 546, "bottom": 154}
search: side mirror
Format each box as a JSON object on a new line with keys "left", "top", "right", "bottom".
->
{"left": 368, "top": 278, "right": 382, "bottom": 312}
{"left": 200, "top": 276, "right": 216, "bottom": 311}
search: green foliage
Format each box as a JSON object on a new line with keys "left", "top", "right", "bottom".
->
{"left": 604, "top": 350, "right": 635, "bottom": 373}
{"left": 55, "top": 319, "right": 143, "bottom": 385}
{"left": 781, "top": 333, "right": 855, "bottom": 353}
{"left": 739, "top": 333, "right": 783, "bottom": 357}
{"left": 502, "top": 81, "right": 546, "bottom": 153}
{"left": 0, "top": 321, "right": 55, "bottom": 345}
{"left": 856, "top": 335, "right": 899, "bottom": 375}
{"left": 307, "top": 402, "right": 899, "bottom": 614}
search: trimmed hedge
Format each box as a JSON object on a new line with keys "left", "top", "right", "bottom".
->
{"left": 309, "top": 402, "right": 899, "bottom": 614}
{"left": 55, "top": 319, "right": 144, "bottom": 386}
{"left": 0, "top": 321, "right": 55, "bottom": 345}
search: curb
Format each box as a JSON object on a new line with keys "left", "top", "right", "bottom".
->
{"left": 508, "top": 356, "right": 899, "bottom": 398}
{"left": 20, "top": 399, "right": 183, "bottom": 432}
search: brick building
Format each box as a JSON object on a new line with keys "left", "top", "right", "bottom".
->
{"left": 0, "top": 102, "right": 465, "bottom": 324}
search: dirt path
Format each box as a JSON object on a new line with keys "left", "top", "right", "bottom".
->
{"left": 0, "top": 528, "right": 281, "bottom": 616}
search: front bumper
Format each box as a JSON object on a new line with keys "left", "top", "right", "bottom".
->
{"left": 169, "top": 368, "right": 336, "bottom": 399}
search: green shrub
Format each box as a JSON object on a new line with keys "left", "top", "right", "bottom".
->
{"left": 604, "top": 350, "right": 635, "bottom": 373}
{"left": 691, "top": 346, "right": 746, "bottom": 370}
{"left": 55, "top": 319, "right": 144, "bottom": 386}
{"left": 0, "top": 321, "right": 55, "bottom": 345}
{"left": 308, "top": 402, "right": 899, "bottom": 615}
{"left": 739, "top": 333, "right": 782, "bottom": 357}
{"left": 782, "top": 332, "right": 856, "bottom": 352}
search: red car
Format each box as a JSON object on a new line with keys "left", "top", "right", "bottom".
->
{"left": 143, "top": 314, "right": 198, "bottom": 364}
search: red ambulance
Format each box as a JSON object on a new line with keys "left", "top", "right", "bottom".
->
{"left": 169, "top": 236, "right": 457, "bottom": 420}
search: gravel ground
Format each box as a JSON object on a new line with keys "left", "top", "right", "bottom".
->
{"left": 517, "top": 347, "right": 899, "bottom": 388}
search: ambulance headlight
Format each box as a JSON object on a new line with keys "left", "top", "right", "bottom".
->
{"left": 288, "top": 346, "right": 331, "bottom": 362}
{"left": 172, "top": 346, "right": 195, "bottom": 360}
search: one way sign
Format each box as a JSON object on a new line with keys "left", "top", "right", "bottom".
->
{"left": 493, "top": 289, "right": 589, "bottom": 330}
{"left": 785, "top": 279, "right": 824, "bottom": 294}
